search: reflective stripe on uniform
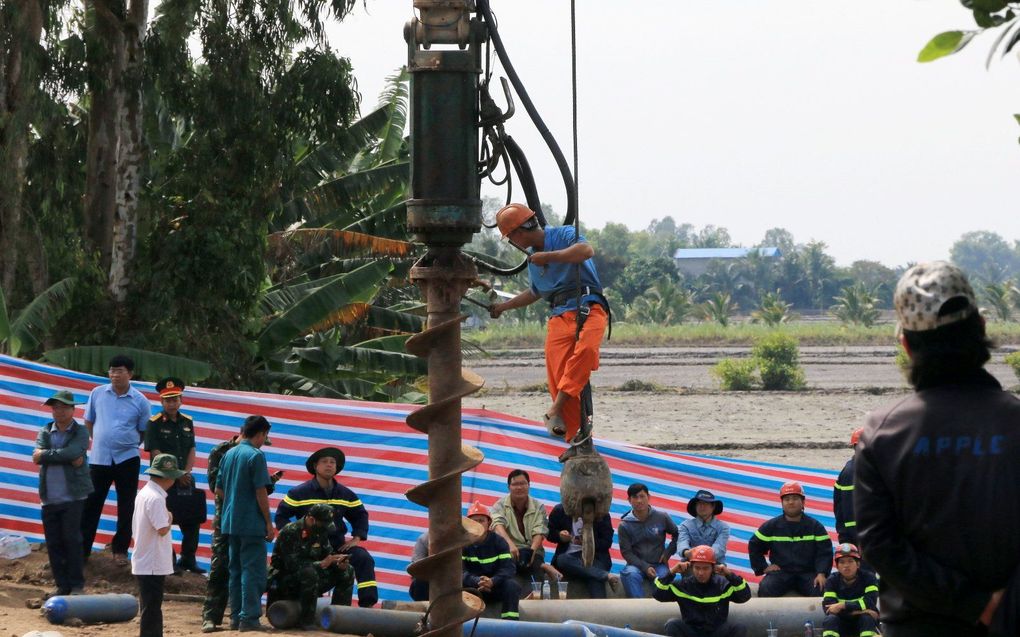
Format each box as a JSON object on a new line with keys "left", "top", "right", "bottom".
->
{"left": 356, "top": 581, "right": 377, "bottom": 589}
{"left": 462, "top": 553, "right": 513, "bottom": 565}
{"left": 833, "top": 482, "right": 854, "bottom": 491}
{"left": 654, "top": 578, "right": 748, "bottom": 604}
{"left": 754, "top": 530, "right": 830, "bottom": 542}
{"left": 823, "top": 632, "right": 840, "bottom": 637}
{"left": 282, "top": 496, "right": 362, "bottom": 508}
{"left": 844, "top": 521, "right": 857, "bottom": 528}
{"left": 501, "top": 611, "right": 519, "bottom": 618}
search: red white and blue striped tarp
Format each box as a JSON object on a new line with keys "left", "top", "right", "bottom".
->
{"left": 0, "top": 354, "right": 839, "bottom": 601}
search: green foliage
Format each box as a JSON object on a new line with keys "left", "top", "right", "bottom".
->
{"left": 616, "top": 379, "right": 665, "bottom": 392}
{"left": 617, "top": 256, "right": 680, "bottom": 304}
{"left": 629, "top": 278, "right": 695, "bottom": 325}
{"left": 711, "top": 359, "right": 757, "bottom": 391}
{"left": 1004, "top": 351, "right": 1020, "bottom": 382}
{"left": 983, "top": 282, "right": 1016, "bottom": 320}
{"left": 751, "top": 290, "right": 794, "bottom": 326}
{"left": 895, "top": 344, "right": 911, "bottom": 375}
{"left": 831, "top": 283, "right": 882, "bottom": 327}
{"left": 701, "top": 292, "right": 737, "bottom": 327}
{"left": 918, "top": 30, "right": 979, "bottom": 62}
{"left": 950, "top": 230, "right": 1019, "bottom": 283}
{"left": 0, "top": 278, "right": 77, "bottom": 357}
{"left": 43, "top": 346, "right": 211, "bottom": 382}
{"left": 751, "top": 333, "right": 805, "bottom": 390}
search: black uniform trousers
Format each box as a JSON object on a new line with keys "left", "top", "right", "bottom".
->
{"left": 42, "top": 500, "right": 86, "bottom": 592}
{"left": 346, "top": 545, "right": 378, "bottom": 607}
{"left": 822, "top": 612, "right": 879, "bottom": 636}
{"left": 81, "top": 457, "right": 140, "bottom": 555}
{"left": 137, "top": 574, "right": 165, "bottom": 637}
{"left": 665, "top": 618, "right": 747, "bottom": 637}
{"left": 757, "top": 571, "right": 821, "bottom": 597}
{"left": 478, "top": 579, "right": 521, "bottom": 619}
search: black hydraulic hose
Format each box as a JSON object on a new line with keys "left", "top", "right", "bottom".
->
{"left": 477, "top": 0, "right": 577, "bottom": 227}
{"left": 504, "top": 135, "right": 546, "bottom": 226}
{"left": 469, "top": 253, "right": 529, "bottom": 276}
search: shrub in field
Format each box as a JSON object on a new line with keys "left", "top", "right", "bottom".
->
{"left": 1005, "top": 351, "right": 1020, "bottom": 383}
{"left": 711, "top": 359, "right": 757, "bottom": 390}
{"left": 751, "top": 333, "right": 805, "bottom": 390}
{"left": 895, "top": 344, "right": 910, "bottom": 375}
{"left": 617, "top": 379, "right": 665, "bottom": 392}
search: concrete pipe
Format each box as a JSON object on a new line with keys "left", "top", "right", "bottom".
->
{"left": 518, "top": 597, "right": 826, "bottom": 636}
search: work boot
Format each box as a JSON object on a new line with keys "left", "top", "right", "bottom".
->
{"left": 201, "top": 620, "right": 218, "bottom": 633}
{"left": 238, "top": 621, "right": 268, "bottom": 632}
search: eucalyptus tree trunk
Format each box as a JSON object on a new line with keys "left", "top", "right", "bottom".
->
{"left": 108, "top": 0, "right": 148, "bottom": 302}
{"left": 0, "top": 0, "right": 43, "bottom": 296}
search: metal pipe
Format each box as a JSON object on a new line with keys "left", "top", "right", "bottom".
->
{"left": 321, "top": 605, "right": 601, "bottom": 636}
{"left": 520, "top": 598, "right": 826, "bottom": 636}
{"left": 42, "top": 593, "right": 138, "bottom": 625}
{"left": 562, "top": 621, "right": 663, "bottom": 637}
{"left": 266, "top": 598, "right": 333, "bottom": 629}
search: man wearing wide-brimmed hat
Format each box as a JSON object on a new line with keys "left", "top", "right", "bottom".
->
{"left": 677, "top": 490, "right": 730, "bottom": 567}
{"left": 33, "top": 389, "right": 92, "bottom": 596}
{"left": 132, "top": 453, "right": 186, "bottom": 637}
{"left": 274, "top": 446, "right": 378, "bottom": 607}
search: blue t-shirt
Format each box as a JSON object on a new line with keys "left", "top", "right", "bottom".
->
{"left": 527, "top": 225, "right": 604, "bottom": 317}
{"left": 84, "top": 384, "right": 152, "bottom": 465}
{"left": 218, "top": 440, "right": 273, "bottom": 536}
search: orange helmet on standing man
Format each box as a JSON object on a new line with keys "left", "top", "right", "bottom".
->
{"left": 495, "top": 203, "right": 538, "bottom": 237}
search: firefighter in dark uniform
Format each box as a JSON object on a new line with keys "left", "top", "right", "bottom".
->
{"left": 144, "top": 377, "right": 202, "bottom": 574}
{"left": 653, "top": 545, "right": 751, "bottom": 637}
{"left": 274, "top": 447, "right": 378, "bottom": 607}
{"left": 201, "top": 426, "right": 280, "bottom": 633}
{"left": 267, "top": 503, "right": 355, "bottom": 630}
{"left": 822, "top": 543, "right": 879, "bottom": 637}
{"left": 462, "top": 501, "right": 521, "bottom": 620}
{"left": 833, "top": 428, "right": 862, "bottom": 546}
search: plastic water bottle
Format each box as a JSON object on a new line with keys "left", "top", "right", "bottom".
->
{"left": 804, "top": 620, "right": 815, "bottom": 637}
{"left": 541, "top": 579, "right": 551, "bottom": 600}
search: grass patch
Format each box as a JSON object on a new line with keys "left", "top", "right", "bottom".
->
{"left": 615, "top": 379, "right": 666, "bottom": 392}
{"left": 466, "top": 321, "right": 1020, "bottom": 349}
{"left": 518, "top": 382, "right": 549, "bottom": 393}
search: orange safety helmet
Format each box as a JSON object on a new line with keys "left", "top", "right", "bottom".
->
{"left": 495, "top": 203, "right": 537, "bottom": 237}
{"left": 849, "top": 428, "right": 863, "bottom": 447}
{"left": 834, "top": 543, "right": 862, "bottom": 563}
{"left": 779, "top": 481, "right": 806, "bottom": 499}
{"left": 689, "top": 545, "right": 716, "bottom": 565}
{"left": 466, "top": 500, "right": 491, "bottom": 522}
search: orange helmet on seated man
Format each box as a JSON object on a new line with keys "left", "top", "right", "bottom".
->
{"left": 495, "top": 203, "right": 539, "bottom": 237}
{"left": 689, "top": 545, "right": 716, "bottom": 565}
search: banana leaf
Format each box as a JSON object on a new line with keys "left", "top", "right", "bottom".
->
{"left": 43, "top": 346, "right": 211, "bottom": 382}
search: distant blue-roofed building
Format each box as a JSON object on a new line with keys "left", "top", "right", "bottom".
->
{"left": 673, "top": 247, "right": 781, "bottom": 277}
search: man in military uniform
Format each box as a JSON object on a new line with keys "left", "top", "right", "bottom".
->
{"left": 267, "top": 504, "right": 355, "bottom": 630}
{"left": 144, "top": 377, "right": 202, "bottom": 574}
{"left": 201, "top": 426, "right": 280, "bottom": 633}
{"left": 274, "top": 447, "right": 378, "bottom": 607}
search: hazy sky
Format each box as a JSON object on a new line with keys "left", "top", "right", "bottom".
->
{"left": 327, "top": 1, "right": 1020, "bottom": 268}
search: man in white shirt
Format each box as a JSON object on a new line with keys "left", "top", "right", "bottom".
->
{"left": 132, "top": 453, "right": 184, "bottom": 637}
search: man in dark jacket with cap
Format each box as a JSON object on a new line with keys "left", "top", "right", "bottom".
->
{"left": 274, "top": 447, "right": 378, "bottom": 607}
{"left": 855, "top": 261, "right": 1016, "bottom": 636}
{"left": 144, "top": 377, "right": 203, "bottom": 574}
{"left": 34, "top": 390, "right": 92, "bottom": 596}
{"left": 677, "top": 490, "right": 730, "bottom": 566}
{"left": 748, "top": 481, "right": 832, "bottom": 597}
{"left": 462, "top": 501, "right": 521, "bottom": 620}
{"left": 654, "top": 545, "right": 750, "bottom": 637}
{"left": 267, "top": 503, "right": 355, "bottom": 629}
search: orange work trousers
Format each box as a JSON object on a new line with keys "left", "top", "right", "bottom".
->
{"left": 544, "top": 304, "right": 608, "bottom": 441}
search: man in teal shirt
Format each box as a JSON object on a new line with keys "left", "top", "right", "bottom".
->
{"left": 215, "top": 415, "right": 276, "bottom": 631}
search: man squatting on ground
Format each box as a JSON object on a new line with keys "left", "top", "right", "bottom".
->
{"left": 748, "top": 481, "right": 832, "bottom": 597}
{"left": 821, "top": 543, "right": 879, "bottom": 637}
{"left": 855, "top": 261, "right": 1018, "bottom": 636}
{"left": 488, "top": 203, "right": 609, "bottom": 460}
{"left": 34, "top": 390, "right": 92, "bottom": 596}
{"left": 653, "top": 545, "right": 750, "bottom": 637}
{"left": 267, "top": 503, "right": 354, "bottom": 630}
{"left": 619, "top": 482, "right": 678, "bottom": 598}
{"left": 274, "top": 446, "right": 378, "bottom": 607}
{"left": 132, "top": 454, "right": 186, "bottom": 637}
{"left": 80, "top": 354, "right": 152, "bottom": 564}
{"left": 144, "top": 377, "right": 204, "bottom": 574}
{"left": 462, "top": 501, "right": 521, "bottom": 620}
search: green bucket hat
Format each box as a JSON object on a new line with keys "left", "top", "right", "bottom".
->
{"left": 146, "top": 453, "right": 186, "bottom": 480}
{"left": 43, "top": 390, "right": 78, "bottom": 407}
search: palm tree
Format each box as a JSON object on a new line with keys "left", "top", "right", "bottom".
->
{"left": 630, "top": 278, "right": 695, "bottom": 325}
{"left": 701, "top": 292, "right": 737, "bottom": 327}
{"left": 830, "top": 283, "right": 881, "bottom": 327}
{"left": 982, "top": 282, "right": 1013, "bottom": 322}
{"left": 750, "top": 290, "right": 794, "bottom": 326}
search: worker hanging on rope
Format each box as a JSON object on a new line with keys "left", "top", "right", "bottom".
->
{"left": 488, "top": 203, "right": 610, "bottom": 462}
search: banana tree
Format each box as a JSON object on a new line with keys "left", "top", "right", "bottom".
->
{"left": 0, "top": 278, "right": 76, "bottom": 357}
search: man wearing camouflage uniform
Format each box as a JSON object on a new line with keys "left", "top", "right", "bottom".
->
{"left": 267, "top": 504, "right": 355, "bottom": 630}
{"left": 200, "top": 427, "right": 280, "bottom": 633}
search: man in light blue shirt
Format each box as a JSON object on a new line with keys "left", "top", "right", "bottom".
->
{"left": 677, "top": 490, "right": 730, "bottom": 567}
{"left": 80, "top": 354, "right": 152, "bottom": 563}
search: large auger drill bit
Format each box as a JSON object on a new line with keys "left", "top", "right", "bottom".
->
{"left": 404, "top": 251, "right": 486, "bottom": 637}
{"left": 560, "top": 436, "right": 613, "bottom": 566}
